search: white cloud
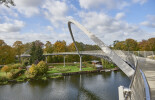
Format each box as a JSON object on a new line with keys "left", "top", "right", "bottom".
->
{"left": 14, "top": 0, "right": 43, "bottom": 17}
{"left": 42, "top": 0, "right": 68, "bottom": 28}
{"left": 132, "top": 0, "right": 148, "bottom": 4}
{"left": 0, "top": 0, "right": 73, "bottom": 45}
{"left": 147, "top": 15, "right": 155, "bottom": 22}
{"left": 77, "top": 11, "right": 148, "bottom": 45}
{"left": 0, "top": 32, "right": 71, "bottom": 46}
{"left": 0, "top": 18, "right": 71, "bottom": 45}
{"left": 47, "top": 26, "right": 53, "bottom": 31}
{"left": 0, "top": 20, "right": 24, "bottom": 33}
{"left": 140, "top": 21, "right": 155, "bottom": 28}
{"left": 140, "top": 15, "right": 155, "bottom": 28}
{"left": 0, "top": 0, "right": 153, "bottom": 46}
{"left": 115, "top": 12, "right": 125, "bottom": 20}
{"left": 79, "top": 0, "right": 129, "bottom": 9}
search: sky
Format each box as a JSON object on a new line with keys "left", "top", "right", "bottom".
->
{"left": 0, "top": 0, "right": 155, "bottom": 46}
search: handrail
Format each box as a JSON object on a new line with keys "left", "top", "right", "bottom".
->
{"left": 140, "top": 69, "right": 151, "bottom": 100}
{"left": 127, "top": 55, "right": 151, "bottom": 100}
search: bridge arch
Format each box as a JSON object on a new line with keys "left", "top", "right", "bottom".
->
{"left": 68, "top": 19, "right": 135, "bottom": 78}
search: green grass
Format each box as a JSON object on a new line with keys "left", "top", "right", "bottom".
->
{"left": 16, "top": 73, "right": 26, "bottom": 82}
{"left": 0, "top": 71, "right": 7, "bottom": 77}
{"left": 0, "top": 69, "right": 21, "bottom": 77}
{"left": 47, "top": 63, "right": 96, "bottom": 74}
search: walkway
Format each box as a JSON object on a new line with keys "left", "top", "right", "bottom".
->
{"left": 137, "top": 57, "right": 155, "bottom": 99}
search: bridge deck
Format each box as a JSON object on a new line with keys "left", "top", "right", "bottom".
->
{"left": 138, "top": 57, "right": 155, "bottom": 99}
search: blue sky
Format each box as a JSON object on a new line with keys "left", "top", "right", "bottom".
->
{"left": 0, "top": 0, "right": 155, "bottom": 45}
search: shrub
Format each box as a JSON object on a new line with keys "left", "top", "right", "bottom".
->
{"left": 10, "top": 69, "right": 16, "bottom": 74}
{"left": 1, "top": 65, "right": 10, "bottom": 74}
{"left": 12, "top": 63, "right": 23, "bottom": 69}
{"left": 29, "top": 64, "right": 38, "bottom": 76}
{"left": 8, "top": 69, "right": 24, "bottom": 79}
{"left": 36, "top": 61, "right": 48, "bottom": 75}
{"left": 0, "top": 77, "right": 8, "bottom": 82}
{"left": 27, "top": 61, "right": 48, "bottom": 78}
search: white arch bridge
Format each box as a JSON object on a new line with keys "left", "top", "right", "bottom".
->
{"left": 21, "top": 20, "right": 155, "bottom": 100}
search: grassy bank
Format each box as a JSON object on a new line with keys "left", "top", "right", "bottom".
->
{"left": 0, "top": 62, "right": 117, "bottom": 85}
{"left": 47, "top": 63, "right": 96, "bottom": 74}
{"left": 0, "top": 69, "right": 26, "bottom": 84}
{"left": 0, "top": 71, "right": 7, "bottom": 77}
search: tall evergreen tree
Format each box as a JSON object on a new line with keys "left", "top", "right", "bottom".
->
{"left": 30, "top": 41, "right": 44, "bottom": 64}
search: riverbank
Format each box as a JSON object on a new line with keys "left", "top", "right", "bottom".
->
{"left": 0, "top": 63, "right": 118, "bottom": 85}
{"left": 0, "top": 70, "right": 130, "bottom": 100}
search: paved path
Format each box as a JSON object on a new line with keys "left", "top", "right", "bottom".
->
{"left": 137, "top": 57, "right": 155, "bottom": 99}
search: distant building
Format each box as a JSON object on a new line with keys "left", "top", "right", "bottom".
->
{"left": 91, "top": 60, "right": 103, "bottom": 70}
{"left": 95, "top": 64, "right": 103, "bottom": 70}
{"left": 91, "top": 60, "right": 99, "bottom": 65}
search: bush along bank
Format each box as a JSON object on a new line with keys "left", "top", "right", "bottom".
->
{"left": 0, "top": 61, "right": 118, "bottom": 85}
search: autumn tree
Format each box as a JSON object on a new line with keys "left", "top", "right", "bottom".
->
{"left": 44, "top": 41, "right": 53, "bottom": 53}
{"left": 147, "top": 38, "right": 155, "bottom": 51}
{"left": 124, "top": 39, "right": 139, "bottom": 51}
{"left": 67, "top": 42, "right": 79, "bottom": 62}
{"left": 22, "top": 42, "right": 32, "bottom": 54}
{"left": 53, "top": 40, "right": 67, "bottom": 62}
{"left": 113, "top": 41, "right": 126, "bottom": 50}
{"left": 1, "top": 65, "right": 10, "bottom": 75}
{"left": 13, "top": 41, "right": 24, "bottom": 62}
{"left": 139, "top": 40, "right": 149, "bottom": 51}
{"left": 113, "top": 39, "right": 139, "bottom": 51}
{"left": 53, "top": 40, "right": 66, "bottom": 52}
{"left": 0, "top": 40, "right": 16, "bottom": 65}
{"left": 113, "top": 40, "right": 119, "bottom": 47}
{"left": 0, "top": 39, "right": 6, "bottom": 46}
{"left": 67, "top": 42, "right": 76, "bottom": 52}
{"left": 44, "top": 41, "right": 53, "bottom": 63}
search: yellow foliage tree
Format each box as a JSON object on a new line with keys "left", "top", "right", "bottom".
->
{"left": 13, "top": 41, "right": 24, "bottom": 62}
{"left": 29, "top": 64, "right": 37, "bottom": 75}
{"left": 1, "top": 65, "right": 10, "bottom": 75}
{"left": 0, "top": 45, "right": 16, "bottom": 65}
{"left": 36, "top": 61, "right": 48, "bottom": 75}
{"left": 54, "top": 41, "right": 66, "bottom": 52}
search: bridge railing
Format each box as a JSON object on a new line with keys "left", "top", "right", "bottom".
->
{"left": 21, "top": 50, "right": 155, "bottom": 62}
{"left": 117, "top": 50, "right": 151, "bottom": 100}
{"left": 21, "top": 50, "right": 106, "bottom": 57}
{"left": 127, "top": 60, "right": 151, "bottom": 100}
{"left": 123, "top": 51, "right": 155, "bottom": 60}
{"left": 117, "top": 51, "right": 151, "bottom": 100}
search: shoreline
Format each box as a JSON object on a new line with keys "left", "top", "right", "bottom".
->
{"left": 0, "top": 67, "right": 119, "bottom": 85}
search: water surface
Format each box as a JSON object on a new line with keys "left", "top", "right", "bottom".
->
{"left": 0, "top": 71, "right": 130, "bottom": 100}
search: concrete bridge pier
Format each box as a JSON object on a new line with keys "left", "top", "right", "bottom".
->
{"left": 63, "top": 55, "right": 65, "bottom": 67}
{"left": 80, "top": 55, "right": 82, "bottom": 71}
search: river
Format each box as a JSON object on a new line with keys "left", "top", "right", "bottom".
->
{"left": 0, "top": 71, "right": 130, "bottom": 100}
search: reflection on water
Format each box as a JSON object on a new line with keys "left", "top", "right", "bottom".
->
{"left": 0, "top": 71, "right": 130, "bottom": 100}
